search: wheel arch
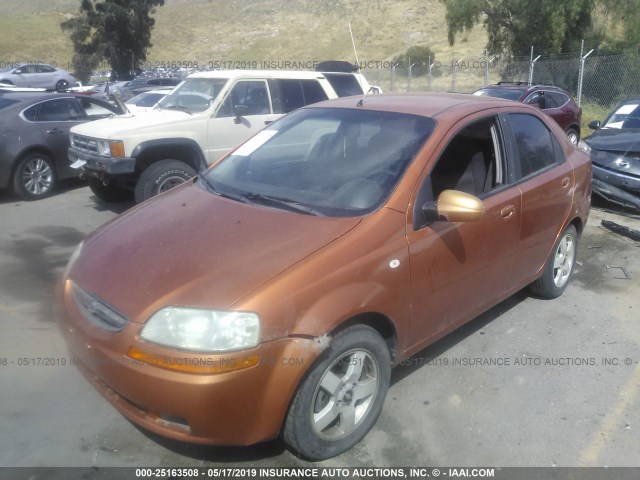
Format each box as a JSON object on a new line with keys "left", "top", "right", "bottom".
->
{"left": 132, "top": 139, "right": 207, "bottom": 174}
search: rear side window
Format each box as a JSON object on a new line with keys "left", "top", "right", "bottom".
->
{"left": 324, "top": 73, "right": 363, "bottom": 97}
{"left": 546, "top": 91, "right": 569, "bottom": 108}
{"left": 508, "top": 113, "right": 557, "bottom": 178}
{"left": 273, "top": 79, "right": 328, "bottom": 113}
{"left": 26, "top": 99, "right": 84, "bottom": 122}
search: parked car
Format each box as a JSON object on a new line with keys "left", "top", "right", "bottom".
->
{"left": 118, "top": 77, "right": 181, "bottom": 100}
{"left": 59, "top": 93, "right": 591, "bottom": 460}
{"left": 0, "top": 63, "right": 78, "bottom": 92}
{"left": 0, "top": 92, "right": 123, "bottom": 199}
{"left": 580, "top": 99, "right": 640, "bottom": 210}
{"left": 473, "top": 82, "right": 582, "bottom": 144}
{"left": 124, "top": 88, "right": 173, "bottom": 114}
{"left": 68, "top": 69, "right": 362, "bottom": 203}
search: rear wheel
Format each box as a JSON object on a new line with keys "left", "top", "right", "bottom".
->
{"left": 12, "top": 153, "right": 56, "bottom": 199}
{"left": 566, "top": 128, "right": 579, "bottom": 145}
{"left": 283, "top": 325, "right": 390, "bottom": 460}
{"left": 530, "top": 224, "right": 578, "bottom": 298}
{"left": 87, "top": 177, "right": 133, "bottom": 202}
{"left": 134, "top": 159, "right": 196, "bottom": 203}
{"left": 55, "top": 79, "right": 69, "bottom": 92}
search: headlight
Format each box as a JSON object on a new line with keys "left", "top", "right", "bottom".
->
{"left": 96, "top": 140, "right": 111, "bottom": 157}
{"left": 577, "top": 140, "right": 591, "bottom": 153}
{"left": 140, "top": 307, "right": 260, "bottom": 352}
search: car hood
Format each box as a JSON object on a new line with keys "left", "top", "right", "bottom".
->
{"left": 586, "top": 129, "right": 640, "bottom": 176}
{"left": 585, "top": 129, "right": 640, "bottom": 153}
{"left": 69, "top": 182, "right": 361, "bottom": 323}
{"left": 70, "top": 108, "right": 194, "bottom": 139}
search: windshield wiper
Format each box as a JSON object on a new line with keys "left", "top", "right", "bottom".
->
{"left": 243, "top": 193, "right": 325, "bottom": 216}
{"left": 201, "top": 180, "right": 324, "bottom": 216}
{"left": 162, "top": 105, "right": 192, "bottom": 115}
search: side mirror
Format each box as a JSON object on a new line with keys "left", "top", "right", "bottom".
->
{"left": 588, "top": 120, "right": 601, "bottom": 130}
{"left": 13, "top": 68, "right": 23, "bottom": 74}
{"left": 436, "top": 190, "right": 485, "bottom": 223}
{"left": 233, "top": 104, "right": 249, "bottom": 124}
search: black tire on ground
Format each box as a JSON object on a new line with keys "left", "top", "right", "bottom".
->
{"left": 283, "top": 324, "right": 391, "bottom": 461}
{"left": 566, "top": 128, "right": 580, "bottom": 145}
{"left": 55, "top": 79, "right": 69, "bottom": 92}
{"left": 12, "top": 152, "right": 56, "bottom": 200}
{"left": 87, "top": 177, "right": 134, "bottom": 202}
{"left": 134, "top": 159, "right": 196, "bottom": 203}
{"left": 530, "top": 224, "right": 578, "bottom": 299}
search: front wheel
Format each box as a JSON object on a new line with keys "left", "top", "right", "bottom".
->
{"left": 12, "top": 153, "right": 56, "bottom": 199}
{"left": 134, "top": 160, "right": 196, "bottom": 203}
{"left": 283, "top": 325, "right": 391, "bottom": 460}
{"left": 530, "top": 224, "right": 578, "bottom": 298}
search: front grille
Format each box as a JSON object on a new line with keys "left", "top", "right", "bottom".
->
{"left": 71, "top": 281, "right": 128, "bottom": 332}
{"left": 72, "top": 135, "right": 99, "bottom": 155}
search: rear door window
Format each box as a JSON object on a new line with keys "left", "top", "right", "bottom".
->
{"left": 508, "top": 113, "right": 560, "bottom": 178}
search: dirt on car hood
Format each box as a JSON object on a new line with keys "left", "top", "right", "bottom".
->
{"left": 69, "top": 182, "right": 360, "bottom": 323}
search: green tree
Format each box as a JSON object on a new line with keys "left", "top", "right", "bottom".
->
{"left": 600, "top": 0, "right": 640, "bottom": 50}
{"left": 441, "top": 0, "right": 596, "bottom": 56}
{"left": 393, "top": 46, "right": 436, "bottom": 69}
{"left": 61, "top": 0, "right": 165, "bottom": 82}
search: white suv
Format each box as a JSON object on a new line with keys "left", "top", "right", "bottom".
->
{"left": 69, "top": 69, "right": 374, "bottom": 203}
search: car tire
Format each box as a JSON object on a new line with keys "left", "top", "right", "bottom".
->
{"left": 87, "top": 177, "right": 133, "bottom": 202}
{"left": 134, "top": 160, "right": 196, "bottom": 203}
{"left": 283, "top": 324, "right": 391, "bottom": 460}
{"left": 55, "top": 80, "right": 69, "bottom": 92}
{"left": 12, "top": 152, "right": 56, "bottom": 200}
{"left": 530, "top": 224, "right": 578, "bottom": 299}
{"left": 566, "top": 128, "right": 580, "bottom": 145}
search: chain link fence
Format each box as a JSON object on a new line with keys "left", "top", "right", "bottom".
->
{"left": 362, "top": 49, "right": 640, "bottom": 108}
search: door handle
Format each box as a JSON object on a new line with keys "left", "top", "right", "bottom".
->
{"left": 264, "top": 120, "right": 273, "bottom": 125}
{"left": 500, "top": 205, "right": 516, "bottom": 220}
{"left": 561, "top": 177, "right": 570, "bottom": 188}
{"left": 46, "top": 128, "right": 64, "bottom": 135}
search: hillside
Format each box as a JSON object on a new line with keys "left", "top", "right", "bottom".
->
{"left": 0, "top": 0, "right": 487, "bottom": 74}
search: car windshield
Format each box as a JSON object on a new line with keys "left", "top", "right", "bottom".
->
{"left": 203, "top": 107, "right": 435, "bottom": 217}
{"left": 602, "top": 103, "right": 640, "bottom": 129}
{"left": 126, "top": 92, "right": 166, "bottom": 107}
{"left": 158, "top": 78, "right": 227, "bottom": 113}
{"left": 473, "top": 88, "right": 523, "bottom": 101}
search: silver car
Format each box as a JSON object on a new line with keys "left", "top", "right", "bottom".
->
{"left": 0, "top": 63, "right": 78, "bottom": 92}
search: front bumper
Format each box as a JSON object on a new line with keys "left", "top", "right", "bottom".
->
{"left": 59, "top": 279, "right": 322, "bottom": 446}
{"left": 591, "top": 163, "right": 640, "bottom": 210}
{"left": 69, "top": 147, "right": 136, "bottom": 178}
{"left": 592, "top": 163, "right": 640, "bottom": 194}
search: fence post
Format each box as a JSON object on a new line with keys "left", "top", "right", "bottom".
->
{"left": 391, "top": 62, "right": 397, "bottom": 92}
{"left": 451, "top": 52, "right": 456, "bottom": 91}
{"left": 528, "top": 46, "right": 541, "bottom": 85}
{"left": 428, "top": 55, "right": 433, "bottom": 91}
{"left": 408, "top": 58, "right": 414, "bottom": 92}
{"left": 577, "top": 40, "right": 594, "bottom": 107}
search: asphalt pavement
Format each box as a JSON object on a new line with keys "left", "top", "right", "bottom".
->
{"left": 0, "top": 182, "right": 638, "bottom": 471}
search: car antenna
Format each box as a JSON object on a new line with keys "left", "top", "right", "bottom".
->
{"left": 349, "top": 21, "right": 368, "bottom": 107}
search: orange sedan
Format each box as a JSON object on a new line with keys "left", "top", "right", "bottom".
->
{"left": 59, "top": 93, "right": 591, "bottom": 460}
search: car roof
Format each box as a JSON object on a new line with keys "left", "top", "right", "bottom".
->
{"left": 0, "top": 91, "right": 109, "bottom": 104}
{"left": 479, "top": 83, "right": 568, "bottom": 94}
{"left": 306, "top": 92, "right": 522, "bottom": 118}
{"left": 188, "top": 70, "right": 328, "bottom": 80}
